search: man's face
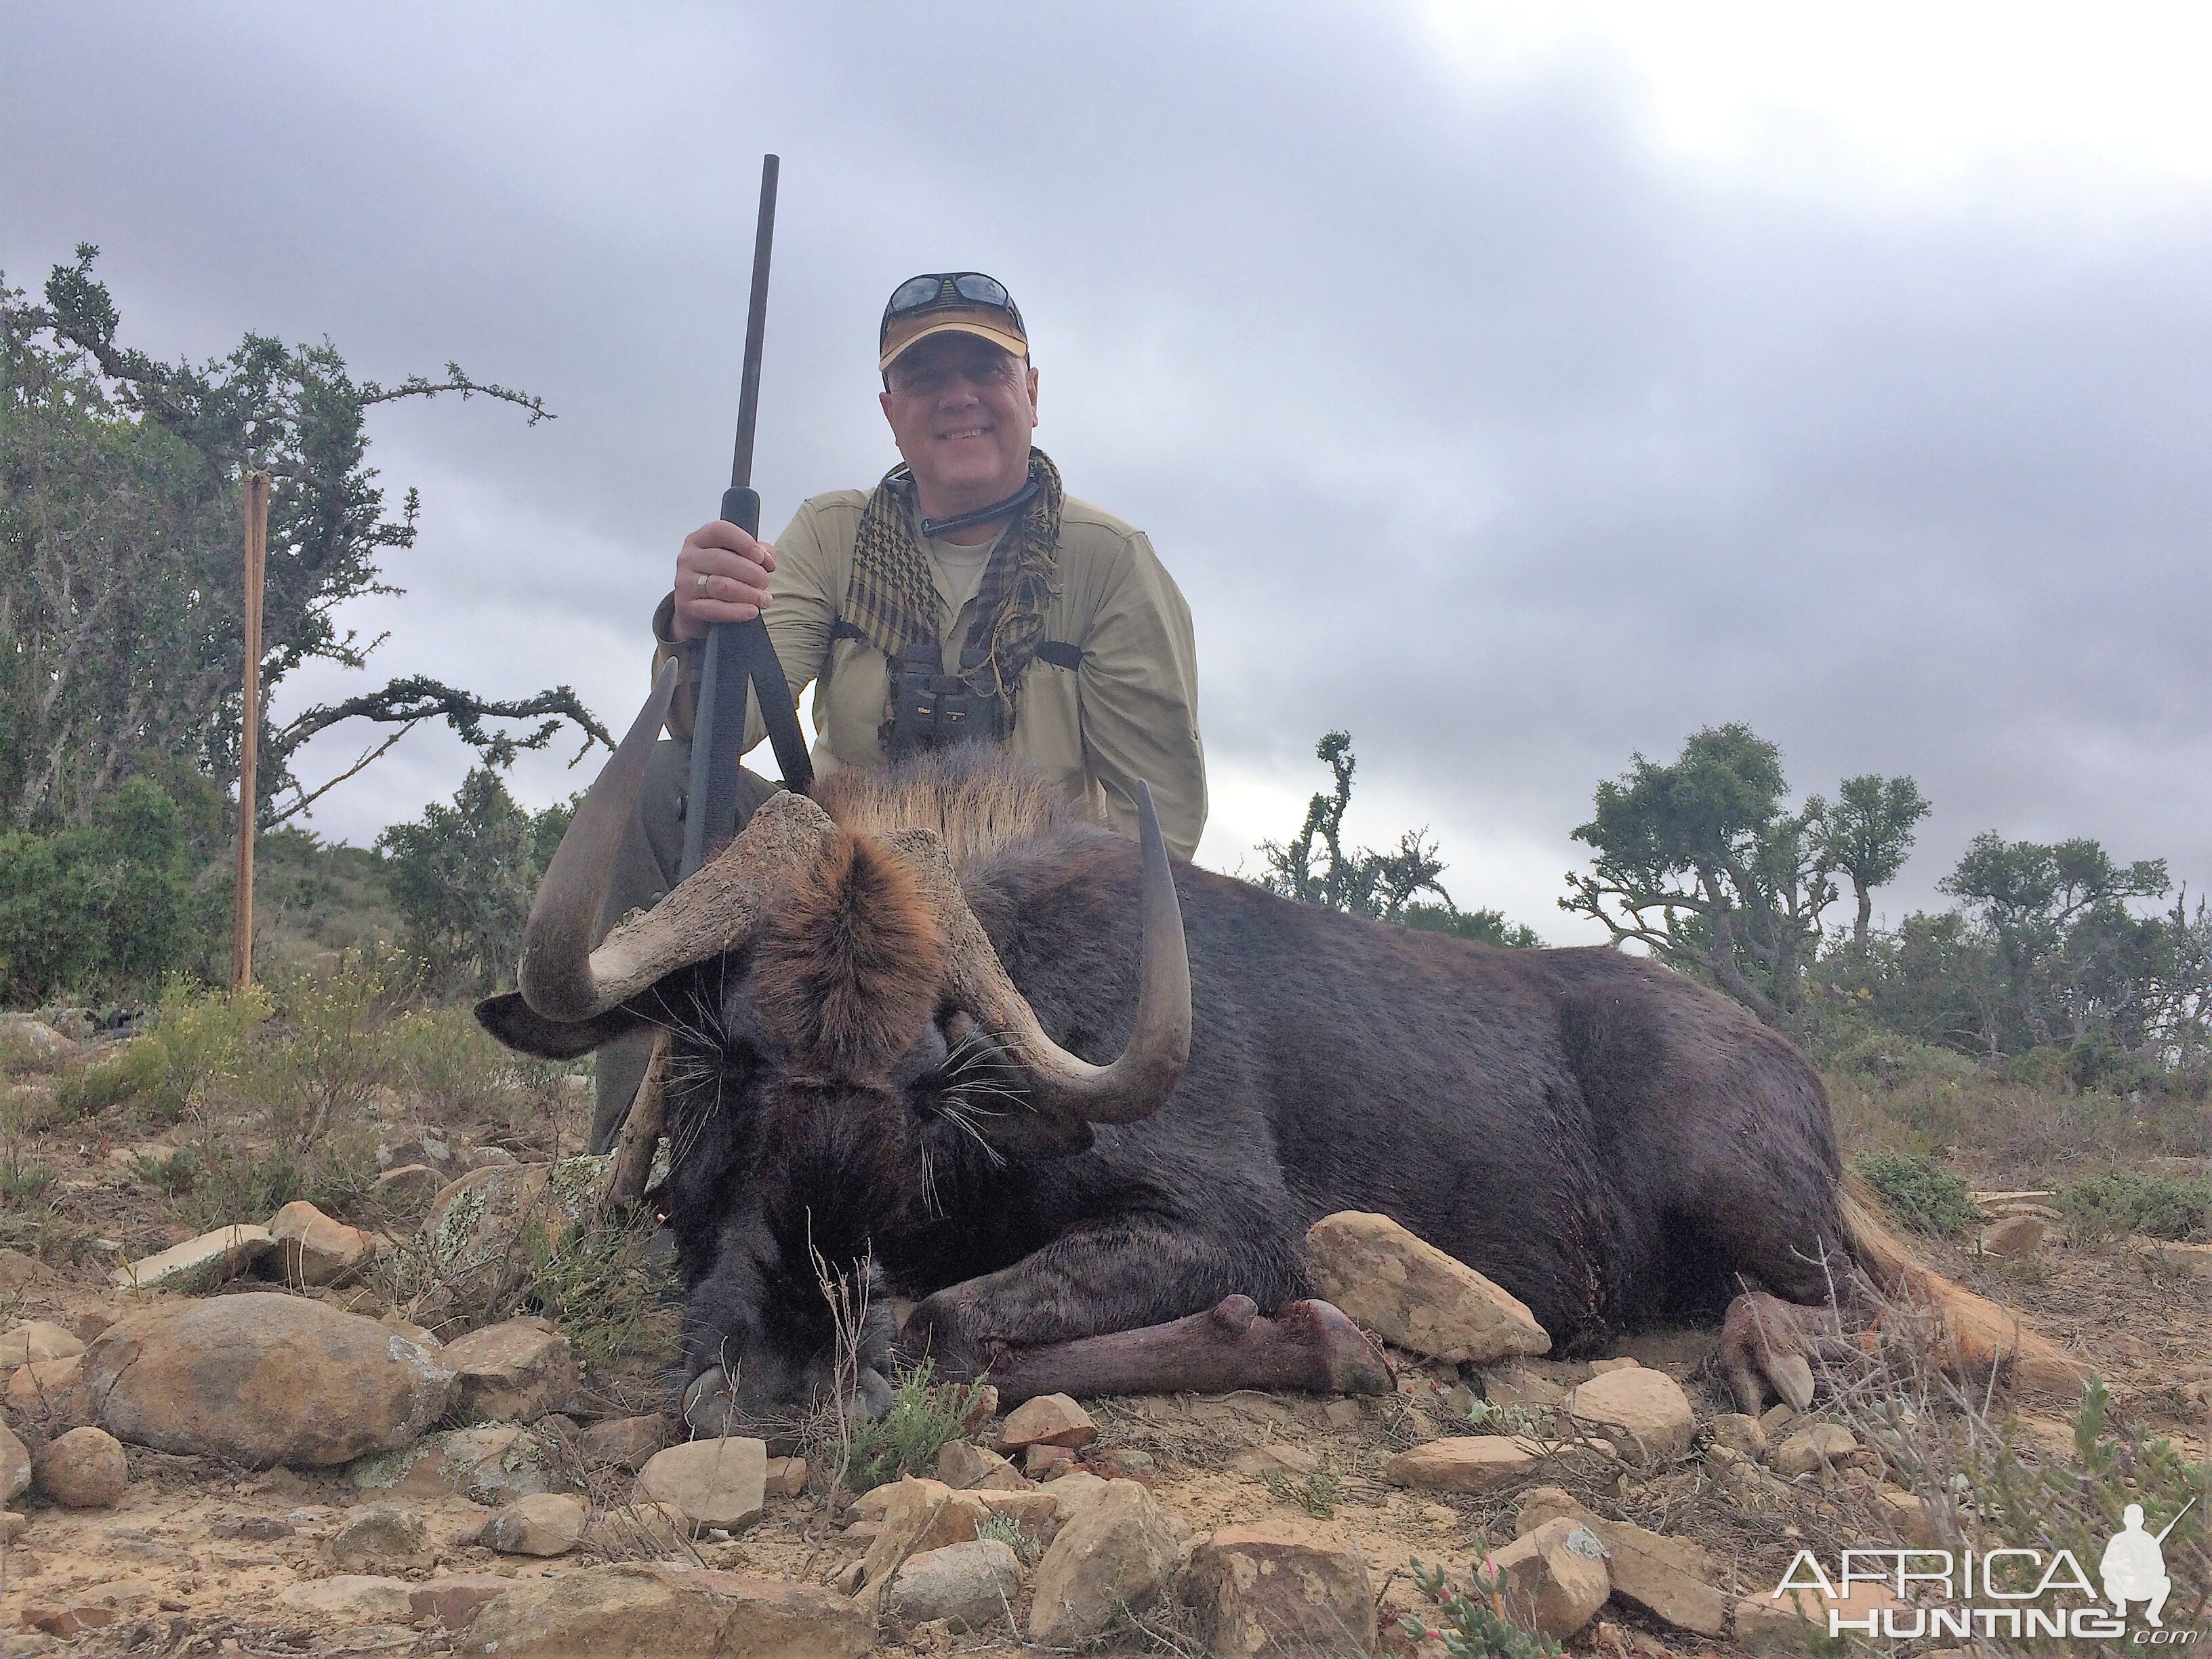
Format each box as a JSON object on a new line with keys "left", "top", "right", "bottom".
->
{"left": 879, "top": 331, "right": 1039, "bottom": 508}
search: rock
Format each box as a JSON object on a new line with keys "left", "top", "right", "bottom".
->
{"left": 32, "top": 1427, "right": 127, "bottom": 1509}
{"left": 0, "top": 1320, "right": 83, "bottom": 1370}
{"left": 413, "top": 1159, "right": 603, "bottom": 1322}
{"left": 1, "top": 1420, "right": 32, "bottom": 1504}
{"left": 1026, "top": 1441, "right": 1076, "bottom": 1477}
{"left": 350, "top": 1423, "right": 548, "bottom": 1502}
{"left": 0, "top": 1013, "right": 75, "bottom": 1064}
{"left": 1771, "top": 1424, "right": 1858, "bottom": 1477}
{"left": 1029, "top": 1477, "right": 1179, "bottom": 1644}
{"left": 996, "top": 1391, "right": 1098, "bottom": 1452}
{"left": 5, "top": 1354, "right": 92, "bottom": 1429}
{"left": 1305, "top": 1210, "right": 1551, "bottom": 1364}
{"left": 1708, "top": 1412, "right": 1767, "bottom": 1460}
{"left": 851, "top": 1482, "right": 899, "bottom": 1519}
{"left": 635, "top": 1435, "right": 767, "bottom": 1530}
{"left": 884, "top": 1538, "right": 1023, "bottom": 1633}
{"left": 961, "top": 1382, "right": 1000, "bottom": 1434}
{"left": 110, "top": 1224, "right": 274, "bottom": 1293}
{"left": 1046, "top": 1469, "right": 1113, "bottom": 1525}
{"left": 860, "top": 1478, "right": 985, "bottom": 1586}
{"left": 328, "top": 1504, "right": 434, "bottom": 1572}
{"left": 1759, "top": 1402, "right": 1798, "bottom": 1436}
{"left": 279, "top": 1576, "right": 418, "bottom": 1620}
{"left": 0, "top": 1248, "right": 42, "bottom": 1290}
{"left": 378, "top": 1164, "right": 445, "bottom": 1204}
{"left": 1588, "top": 1356, "right": 1638, "bottom": 1374}
{"left": 937, "top": 1439, "right": 1026, "bottom": 1490}
{"left": 582, "top": 1503, "right": 693, "bottom": 1558}
{"left": 1383, "top": 1435, "right": 1613, "bottom": 1494}
{"left": 480, "top": 1491, "right": 588, "bottom": 1556}
{"left": 2131, "top": 1237, "right": 2212, "bottom": 1277}
{"left": 410, "top": 1575, "right": 516, "bottom": 1628}
{"left": 1980, "top": 1214, "right": 2045, "bottom": 1258}
{"left": 1875, "top": 1486, "right": 1936, "bottom": 1547}
{"left": 82, "top": 1291, "right": 455, "bottom": 1467}
{"left": 1479, "top": 1516, "right": 1612, "bottom": 1639}
{"left": 1324, "top": 1398, "right": 1363, "bottom": 1428}
{"left": 1565, "top": 1366, "right": 1696, "bottom": 1461}
{"left": 1188, "top": 1518, "right": 1376, "bottom": 1658}
{"left": 764, "top": 1454, "right": 807, "bottom": 1497}
{"left": 1230, "top": 1442, "right": 1319, "bottom": 1478}
{"left": 1515, "top": 1488, "right": 1729, "bottom": 1638}
{"left": 1738, "top": 1578, "right": 1902, "bottom": 1640}
{"left": 1482, "top": 1365, "right": 1571, "bottom": 1409}
{"left": 268, "top": 1200, "right": 372, "bottom": 1285}
{"left": 453, "top": 1563, "right": 870, "bottom": 1658}
{"left": 443, "top": 1317, "right": 574, "bottom": 1424}
{"left": 577, "top": 1414, "right": 671, "bottom": 1472}
{"left": 0, "top": 1510, "right": 25, "bottom": 1543}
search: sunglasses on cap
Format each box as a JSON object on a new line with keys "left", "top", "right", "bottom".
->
{"left": 884, "top": 271, "right": 1023, "bottom": 328}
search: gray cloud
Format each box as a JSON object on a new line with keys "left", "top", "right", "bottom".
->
{"left": 6, "top": 2, "right": 2209, "bottom": 943}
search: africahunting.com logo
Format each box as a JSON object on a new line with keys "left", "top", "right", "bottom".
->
{"left": 1776, "top": 1497, "right": 2199, "bottom": 1642}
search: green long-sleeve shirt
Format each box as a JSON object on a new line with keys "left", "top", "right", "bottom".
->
{"left": 652, "top": 488, "right": 1207, "bottom": 860}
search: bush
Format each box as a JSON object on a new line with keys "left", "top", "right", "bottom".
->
{"left": 45, "top": 979, "right": 268, "bottom": 1127}
{"left": 1853, "top": 1148, "right": 1980, "bottom": 1237}
{"left": 0, "top": 776, "right": 223, "bottom": 1004}
{"left": 840, "top": 1361, "right": 991, "bottom": 1493}
{"left": 2059, "top": 1171, "right": 2212, "bottom": 1245}
{"left": 244, "top": 948, "right": 405, "bottom": 1143}
{"left": 377, "top": 769, "right": 573, "bottom": 996}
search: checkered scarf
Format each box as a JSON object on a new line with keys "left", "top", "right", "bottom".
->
{"left": 844, "top": 448, "right": 1064, "bottom": 742}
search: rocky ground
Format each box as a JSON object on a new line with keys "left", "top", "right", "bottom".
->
{"left": 1, "top": 1008, "right": 2208, "bottom": 1657}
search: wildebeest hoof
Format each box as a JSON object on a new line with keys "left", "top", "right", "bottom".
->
{"left": 1719, "top": 1291, "right": 1853, "bottom": 1414}
{"left": 1208, "top": 1294, "right": 1258, "bottom": 1334}
{"left": 1280, "top": 1298, "right": 1395, "bottom": 1395}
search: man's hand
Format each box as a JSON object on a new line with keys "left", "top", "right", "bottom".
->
{"left": 672, "top": 521, "right": 777, "bottom": 642}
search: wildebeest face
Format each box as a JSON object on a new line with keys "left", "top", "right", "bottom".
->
{"left": 474, "top": 671, "right": 1191, "bottom": 1426}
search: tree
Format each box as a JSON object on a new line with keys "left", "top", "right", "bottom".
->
{"left": 1939, "top": 834, "right": 2174, "bottom": 1054}
{"left": 1814, "top": 773, "right": 1931, "bottom": 949}
{"left": 377, "top": 769, "right": 575, "bottom": 996}
{"left": 1, "top": 246, "right": 609, "bottom": 833}
{"left": 1258, "top": 731, "right": 1540, "bottom": 943}
{"left": 1561, "top": 724, "right": 1843, "bottom": 1031}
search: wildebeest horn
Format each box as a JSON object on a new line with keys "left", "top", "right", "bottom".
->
{"left": 890, "top": 783, "right": 1191, "bottom": 1124}
{"left": 516, "top": 665, "right": 837, "bottom": 1021}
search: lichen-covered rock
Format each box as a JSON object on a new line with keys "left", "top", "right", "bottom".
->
{"left": 453, "top": 1564, "right": 869, "bottom": 1658}
{"left": 411, "top": 1157, "right": 606, "bottom": 1322}
{"left": 1480, "top": 1516, "right": 1610, "bottom": 1639}
{"left": 83, "top": 1292, "right": 454, "bottom": 1467}
{"left": 1515, "top": 1486, "right": 1729, "bottom": 1637}
{"left": 327, "top": 1504, "right": 434, "bottom": 1572}
{"left": 348, "top": 1423, "right": 548, "bottom": 1502}
{"left": 1305, "top": 1211, "right": 1550, "bottom": 1364}
{"left": 1188, "top": 1519, "right": 1376, "bottom": 1658}
{"left": 1028, "top": 1478, "right": 1179, "bottom": 1644}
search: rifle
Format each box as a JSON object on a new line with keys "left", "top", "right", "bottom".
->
{"left": 680, "top": 152, "right": 814, "bottom": 880}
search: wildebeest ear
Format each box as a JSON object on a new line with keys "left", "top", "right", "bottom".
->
{"left": 474, "top": 991, "right": 647, "bottom": 1059}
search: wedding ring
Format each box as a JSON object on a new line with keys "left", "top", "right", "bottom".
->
{"left": 695, "top": 572, "right": 711, "bottom": 597}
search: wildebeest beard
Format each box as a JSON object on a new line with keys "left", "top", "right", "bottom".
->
{"left": 480, "top": 683, "right": 2083, "bottom": 1428}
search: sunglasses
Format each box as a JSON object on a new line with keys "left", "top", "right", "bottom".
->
{"left": 882, "top": 272, "right": 1023, "bottom": 331}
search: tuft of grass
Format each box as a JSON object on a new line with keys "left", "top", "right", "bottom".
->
{"left": 165, "top": 1130, "right": 384, "bottom": 1233}
{"left": 127, "top": 1145, "right": 198, "bottom": 1195}
{"left": 2058, "top": 1170, "right": 2212, "bottom": 1245}
{"left": 1, "top": 1142, "right": 56, "bottom": 1204}
{"left": 975, "top": 1509, "right": 1040, "bottom": 1565}
{"left": 1263, "top": 1463, "right": 1344, "bottom": 1519}
{"left": 525, "top": 1204, "right": 683, "bottom": 1379}
{"left": 48, "top": 1038, "right": 163, "bottom": 1124}
{"left": 387, "top": 1001, "right": 520, "bottom": 1118}
{"left": 1852, "top": 1148, "right": 1980, "bottom": 1237}
{"left": 841, "top": 1360, "right": 992, "bottom": 1494}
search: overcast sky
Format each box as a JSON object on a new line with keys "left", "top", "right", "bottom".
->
{"left": 7, "top": 2, "right": 2210, "bottom": 942}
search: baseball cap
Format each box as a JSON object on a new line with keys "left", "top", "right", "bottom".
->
{"left": 879, "top": 272, "right": 1029, "bottom": 373}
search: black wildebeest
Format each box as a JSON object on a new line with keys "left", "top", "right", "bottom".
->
{"left": 480, "top": 669, "right": 2068, "bottom": 1427}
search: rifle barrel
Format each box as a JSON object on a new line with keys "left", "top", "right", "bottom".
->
{"left": 729, "top": 153, "right": 779, "bottom": 493}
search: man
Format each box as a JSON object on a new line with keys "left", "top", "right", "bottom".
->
{"left": 588, "top": 271, "right": 1206, "bottom": 1147}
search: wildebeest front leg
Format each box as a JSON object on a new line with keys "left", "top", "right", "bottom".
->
{"left": 897, "top": 1222, "right": 1393, "bottom": 1403}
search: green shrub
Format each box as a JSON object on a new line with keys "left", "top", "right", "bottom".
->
{"left": 0, "top": 777, "right": 223, "bottom": 1004}
{"left": 245, "top": 948, "right": 404, "bottom": 1142}
{"left": 1853, "top": 1148, "right": 1980, "bottom": 1237}
{"left": 2059, "top": 1171, "right": 2212, "bottom": 1245}
{"left": 388, "top": 1002, "right": 520, "bottom": 1118}
{"left": 1398, "top": 1559, "right": 1561, "bottom": 1659}
{"left": 841, "top": 1361, "right": 991, "bottom": 1493}
{"left": 525, "top": 1206, "right": 682, "bottom": 1377}
{"left": 1828, "top": 1032, "right": 1984, "bottom": 1090}
{"left": 47, "top": 1038, "right": 164, "bottom": 1124}
{"left": 377, "top": 770, "right": 573, "bottom": 996}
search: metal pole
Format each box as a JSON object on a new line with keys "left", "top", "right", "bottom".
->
{"left": 232, "top": 471, "right": 268, "bottom": 989}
